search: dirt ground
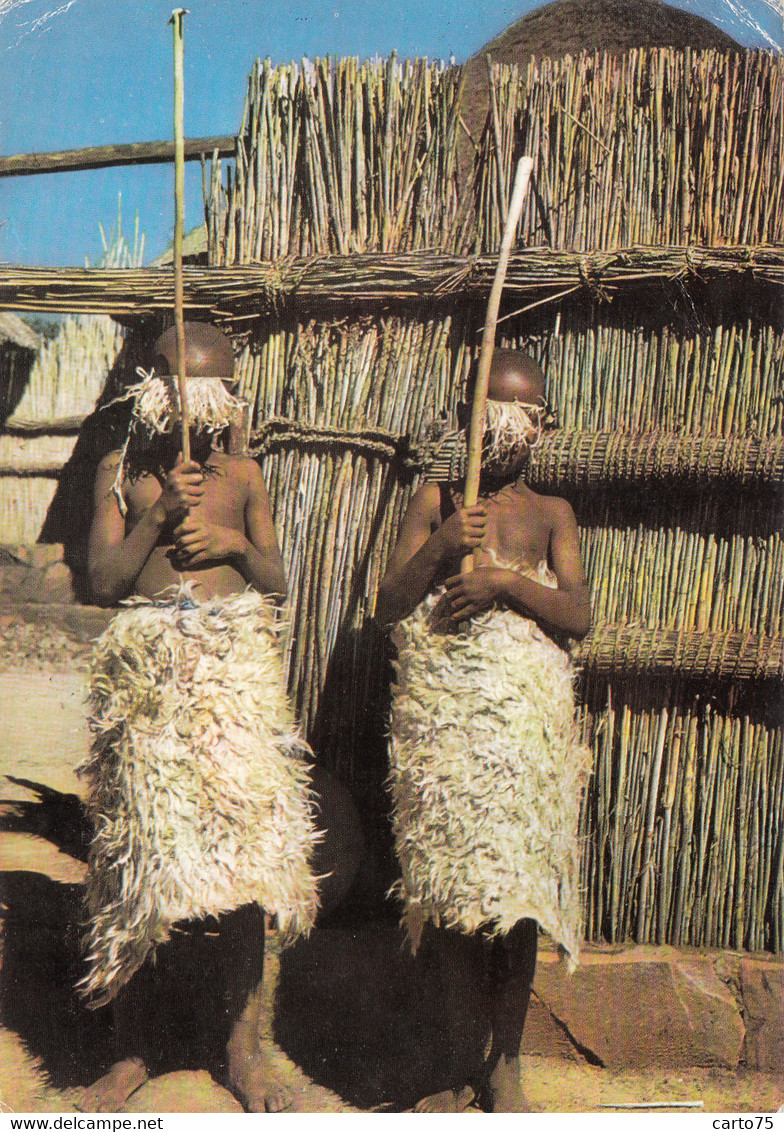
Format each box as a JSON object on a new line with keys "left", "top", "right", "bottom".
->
{"left": 0, "top": 692, "right": 782, "bottom": 1115}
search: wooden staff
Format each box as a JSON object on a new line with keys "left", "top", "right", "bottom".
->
{"left": 170, "top": 7, "right": 190, "bottom": 461}
{"left": 462, "top": 155, "right": 533, "bottom": 570}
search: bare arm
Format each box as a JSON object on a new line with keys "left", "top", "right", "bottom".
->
{"left": 87, "top": 452, "right": 204, "bottom": 606}
{"left": 375, "top": 483, "right": 487, "bottom": 625}
{"left": 236, "top": 460, "right": 287, "bottom": 596}
{"left": 502, "top": 500, "right": 591, "bottom": 637}
{"left": 443, "top": 499, "right": 591, "bottom": 639}
{"left": 172, "top": 458, "right": 287, "bottom": 597}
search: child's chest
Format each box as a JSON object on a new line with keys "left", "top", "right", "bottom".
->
{"left": 452, "top": 486, "right": 552, "bottom": 564}
{"left": 125, "top": 466, "right": 246, "bottom": 529}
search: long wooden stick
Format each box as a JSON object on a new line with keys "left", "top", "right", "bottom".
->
{"left": 462, "top": 155, "right": 534, "bottom": 567}
{"left": 170, "top": 7, "right": 190, "bottom": 462}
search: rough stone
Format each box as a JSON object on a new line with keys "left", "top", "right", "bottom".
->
{"left": 31, "top": 562, "right": 78, "bottom": 604}
{"left": 522, "top": 993, "right": 583, "bottom": 1059}
{"left": 533, "top": 945, "right": 745, "bottom": 1069}
{"left": 25, "top": 543, "right": 65, "bottom": 569}
{"left": 0, "top": 564, "right": 29, "bottom": 600}
{"left": 14, "top": 601, "right": 112, "bottom": 640}
{"left": 739, "top": 959, "right": 784, "bottom": 1071}
{"left": 121, "top": 1071, "right": 244, "bottom": 1113}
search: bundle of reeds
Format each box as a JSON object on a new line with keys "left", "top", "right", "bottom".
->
{"left": 4, "top": 244, "right": 783, "bottom": 318}
{"left": 207, "top": 48, "right": 783, "bottom": 262}
{"left": 575, "top": 625, "right": 783, "bottom": 682}
{"left": 527, "top": 431, "right": 784, "bottom": 489}
{"left": 231, "top": 313, "right": 463, "bottom": 724}
{"left": 580, "top": 677, "right": 783, "bottom": 952}
{"left": 0, "top": 209, "right": 142, "bottom": 545}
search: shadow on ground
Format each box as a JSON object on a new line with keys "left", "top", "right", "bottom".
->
{"left": 275, "top": 921, "right": 489, "bottom": 1111}
{"left": 0, "top": 870, "right": 113, "bottom": 1088}
{"left": 0, "top": 778, "right": 488, "bottom": 1110}
{"left": 1, "top": 779, "right": 91, "bottom": 862}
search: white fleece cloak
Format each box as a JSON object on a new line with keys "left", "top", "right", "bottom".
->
{"left": 388, "top": 564, "right": 590, "bottom": 961}
{"left": 78, "top": 589, "right": 320, "bottom": 1007}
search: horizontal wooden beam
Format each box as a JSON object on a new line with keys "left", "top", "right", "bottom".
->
{"left": 0, "top": 245, "right": 781, "bottom": 319}
{"left": 0, "top": 136, "right": 236, "bottom": 178}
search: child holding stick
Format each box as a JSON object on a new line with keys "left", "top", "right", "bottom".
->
{"left": 78, "top": 321, "right": 362, "bottom": 1112}
{"left": 376, "top": 348, "right": 592, "bottom": 1112}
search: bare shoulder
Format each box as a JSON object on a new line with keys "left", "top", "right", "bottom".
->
{"left": 544, "top": 494, "right": 577, "bottom": 525}
{"left": 221, "top": 453, "right": 256, "bottom": 472}
{"left": 408, "top": 480, "right": 441, "bottom": 518}
{"left": 521, "top": 487, "right": 576, "bottom": 525}
{"left": 97, "top": 450, "right": 123, "bottom": 475}
{"left": 215, "top": 452, "right": 260, "bottom": 482}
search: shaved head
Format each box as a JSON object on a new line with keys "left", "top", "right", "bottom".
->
{"left": 153, "top": 322, "right": 235, "bottom": 381}
{"left": 487, "top": 348, "right": 546, "bottom": 404}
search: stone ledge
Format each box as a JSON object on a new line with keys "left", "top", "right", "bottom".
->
{"left": 0, "top": 543, "right": 81, "bottom": 605}
{"left": 530, "top": 944, "right": 781, "bottom": 1072}
{"left": 1, "top": 601, "right": 112, "bottom": 640}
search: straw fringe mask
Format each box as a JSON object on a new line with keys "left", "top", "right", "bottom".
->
{"left": 109, "top": 367, "right": 249, "bottom": 515}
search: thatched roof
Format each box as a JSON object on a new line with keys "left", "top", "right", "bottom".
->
{"left": 0, "top": 312, "right": 39, "bottom": 352}
{"left": 458, "top": 0, "right": 744, "bottom": 166}
{"left": 469, "top": 0, "right": 741, "bottom": 65}
{"left": 151, "top": 224, "right": 208, "bottom": 266}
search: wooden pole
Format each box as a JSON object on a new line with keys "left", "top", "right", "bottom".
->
{"left": 0, "top": 137, "right": 235, "bottom": 179}
{"left": 462, "top": 155, "right": 534, "bottom": 568}
{"left": 170, "top": 7, "right": 190, "bottom": 462}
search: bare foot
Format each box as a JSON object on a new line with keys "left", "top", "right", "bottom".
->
{"left": 412, "top": 1085, "right": 475, "bottom": 1113}
{"left": 227, "top": 1043, "right": 292, "bottom": 1113}
{"left": 487, "top": 1055, "right": 527, "bottom": 1112}
{"left": 76, "top": 1058, "right": 148, "bottom": 1112}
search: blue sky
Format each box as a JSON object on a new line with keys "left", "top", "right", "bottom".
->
{"left": 1, "top": 0, "right": 782, "bottom": 267}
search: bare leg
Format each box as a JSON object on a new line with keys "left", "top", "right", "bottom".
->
{"left": 213, "top": 905, "right": 290, "bottom": 1113}
{"left": 481, "top": 918, "right": 538, "bottom": 1112}
{"left": 225, "top": 983, "right": 291, "bottom": 1113}
{"left": 411, "top": 924, "right": 487, "bottom": 1113}
{"left": 76, "top": 968, "right": 150, "bottom": 1112}
{"left": 75, "top": 1058, "right": 148, "bottom": 1112}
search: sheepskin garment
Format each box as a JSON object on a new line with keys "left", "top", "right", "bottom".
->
{"left": 78, "top": 589, "right": 320, "bottom": 1007}
{"left": 388, "top": 563, "right": 591, "bottom": 961}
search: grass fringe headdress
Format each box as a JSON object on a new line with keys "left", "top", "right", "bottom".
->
{"left": 109, "top": 367, "right": 249, "bottom": 514}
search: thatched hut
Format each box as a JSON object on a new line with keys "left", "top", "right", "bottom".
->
{"left": 0, "top": 313, "right": 125, "bottom": 546}
{"left": 458, "top": 0, "right": 744, "bottom": 178}
{"left": 0, "top": 312, "right": 39, "bottom": 421}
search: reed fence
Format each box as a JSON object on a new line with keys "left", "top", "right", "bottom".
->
{"left": 580, "top": 679, "right": 783, "bottom": 952}
{"left": 2, "top": 47, "right": 780, "bottom": 951}
{"left": 198, "top": 46, "right": 784, "bottom": 953}
{"left": 207, "top": 49, "right": 783, "bottom": 262}
{"left": 0, "top": 222, "right": 139, "bottom": 544}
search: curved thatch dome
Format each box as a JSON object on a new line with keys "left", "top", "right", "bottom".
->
{"left": 458, "top": 0, "right": 743, "bottom": 167}
{"left": 469, "top": 0, "right": 741, "bottom": 65}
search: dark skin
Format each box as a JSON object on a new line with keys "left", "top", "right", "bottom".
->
{"left": 88, "top": 441, "right": 286, "bottom": 606}
{"left": 81, "top": 329, "right": 289, "bottom": 1113}
{"left": 376, "top": 368, "right": 590, "bottom": 640}
{"left": 87, "top": 330, "right": 286, "bottom": 607}
{"left": 376, "top": 356, "right": 591, "bottom": 1112}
